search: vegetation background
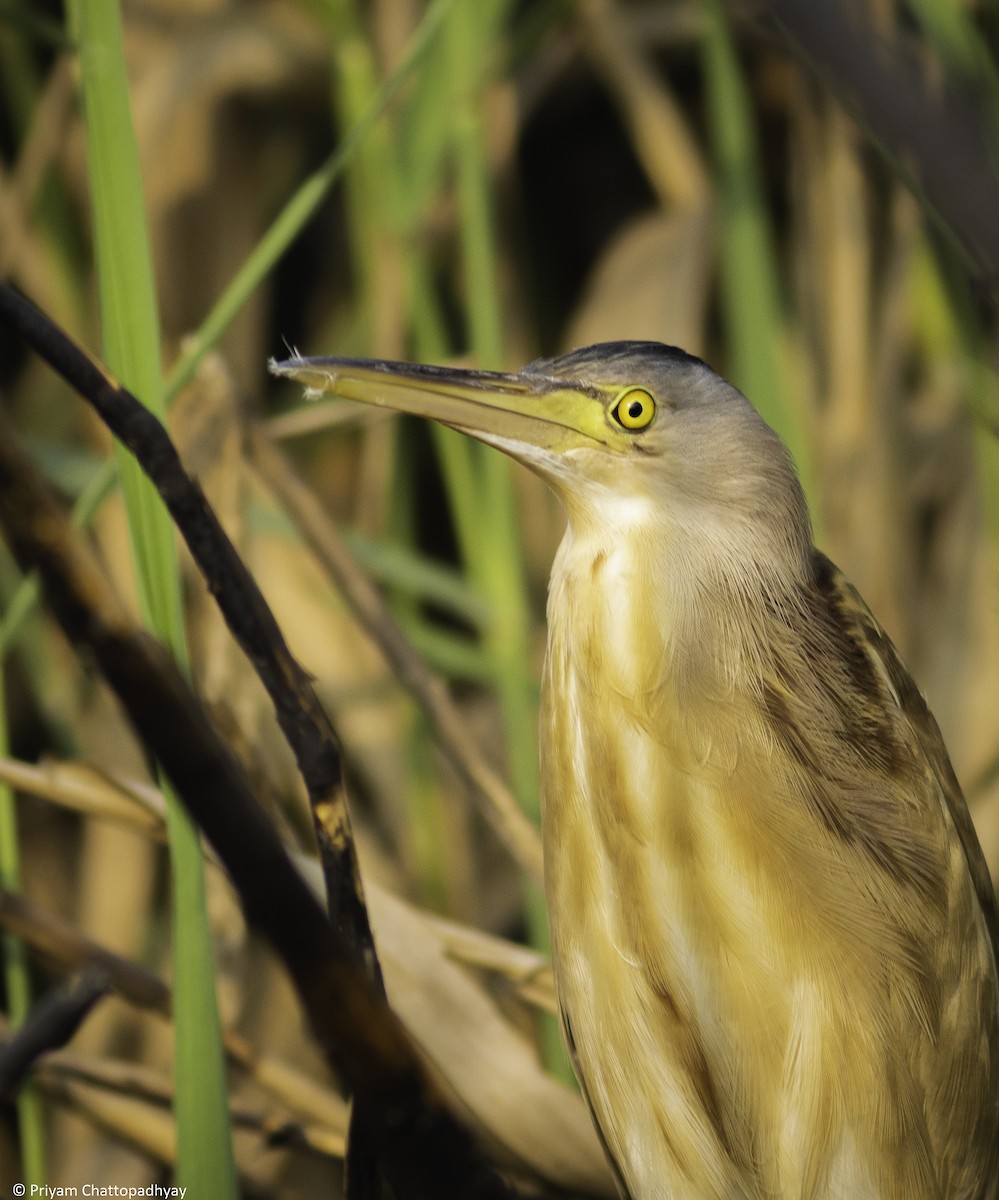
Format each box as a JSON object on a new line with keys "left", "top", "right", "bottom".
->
{"left": 1, "top": 0, "right": 999, "bottom": 1195}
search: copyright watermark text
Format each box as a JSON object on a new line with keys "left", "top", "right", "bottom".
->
{"left": 11, "top": 1188, "right": 187, "bottom": 1198}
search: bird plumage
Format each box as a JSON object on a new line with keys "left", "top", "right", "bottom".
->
{"left": 272, "top": 342, "right": 999, "bottom": 1199}
{"left": 544, "top": 530, "right": 998, "bottom": 1199}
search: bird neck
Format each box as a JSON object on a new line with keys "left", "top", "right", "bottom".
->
{"left": 546, "top": 497, "right": 812, "bottom": 715}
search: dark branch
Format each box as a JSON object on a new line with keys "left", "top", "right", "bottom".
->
{"left": 0, "top": 279, "right": 379, "bottom": 989}
{"left": 0, "top": 972, "right": 109, "bottom": 1098}
{"left": 0, "top": 361, "right": 512, "bottom": 1200}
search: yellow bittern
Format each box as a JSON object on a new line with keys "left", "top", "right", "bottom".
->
{"left": 271, "top": 343, "right": 999, "bottom": 1200}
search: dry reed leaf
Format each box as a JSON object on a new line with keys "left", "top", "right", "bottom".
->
{"left": 250, "top": 1052, "right": 348, "bottom": 1135}
{"left": 267, "top": 401, "right": 390, "bottom": 441}
{"left": 43, "top": 1052, "right": 175, "bottom": 1109}
{"left": 39, "top": 1062, "right": 328, "bottom": 1190}
{"left": 42, "top": 1075, "right": 177, "bottom": 1177}
{"left": 119, "top": 4, "right": 330, "bottom": 390}
{"left": 578, "top": 0, "right": 709, "bottom": 209}
{"left": 365, "top": 881, "right": 616, "bottom": 1197}
{"left": 0, "top": 758, "right": 164, "bottom": 838}
{"left": 247, "top": 528, "right": 413, "bottom": 813}
{"left": 0, "top": 57, "right": 76, "bottom": 285}
{"left": 131, "top": 4, "right": 327, "bottom": 214}
{"left": 43, "top": 1049, "right": 346, "bottom": 1158}
{"left": 566, "top": 208, "right": 713, "bottom": 354}
{"left": 38, "top": 759, "right": 167, "bottom": 1182}
{"left": 423, "top": 909, "right": 557, "bottom": 1014}
{"left": 40, "top": 673, "right": 171, "bottom": 1183}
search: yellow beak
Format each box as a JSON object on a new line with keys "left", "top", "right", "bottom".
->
{"left": 268, "top": 356, "right": 611, "bottom": 455}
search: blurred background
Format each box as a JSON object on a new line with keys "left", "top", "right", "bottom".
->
{"left": 2, "top": 0, "right": 999, "bottom": 1195}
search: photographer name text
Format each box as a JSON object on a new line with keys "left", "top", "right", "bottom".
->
{"left": 20, "top": 1187, "right": 187, "bottom": 1198}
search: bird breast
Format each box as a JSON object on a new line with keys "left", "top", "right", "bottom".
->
{"left": 538, "top": 519, "right": 999, "bottom": 1200}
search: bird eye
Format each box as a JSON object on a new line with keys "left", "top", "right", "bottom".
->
{"left": 611, "top": 388, "right": 656, "bottom": 431}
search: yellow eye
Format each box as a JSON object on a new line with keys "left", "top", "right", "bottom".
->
{"left": 612, "top": 388, "right": 656, "bottom": 431}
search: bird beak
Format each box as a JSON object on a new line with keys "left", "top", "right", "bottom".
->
{"left": 269, "top": 356, "right": 608, "bottom": 455}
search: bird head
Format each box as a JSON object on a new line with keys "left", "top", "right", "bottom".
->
{"left": 270, "top": 341, "right": 812, "bottom": 582}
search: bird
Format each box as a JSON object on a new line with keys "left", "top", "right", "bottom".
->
{"left": 271, "top": 342, "right": 999, "bottom": 1200}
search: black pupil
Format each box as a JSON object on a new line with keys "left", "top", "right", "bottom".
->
{"left": 628, "top": 400, "right": 644, "bottom": 419}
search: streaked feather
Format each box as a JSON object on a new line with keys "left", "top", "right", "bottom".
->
{"left": 542, "top": 498, "right": 999, "bottom": 1200}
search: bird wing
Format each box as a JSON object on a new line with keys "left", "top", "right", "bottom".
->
{"left": 811, "top": 549, "right": 999, "bottom": 964}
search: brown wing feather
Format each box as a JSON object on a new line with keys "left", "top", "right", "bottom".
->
{"left": 812, "top": 549, "right": 999, "bottom": 963}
